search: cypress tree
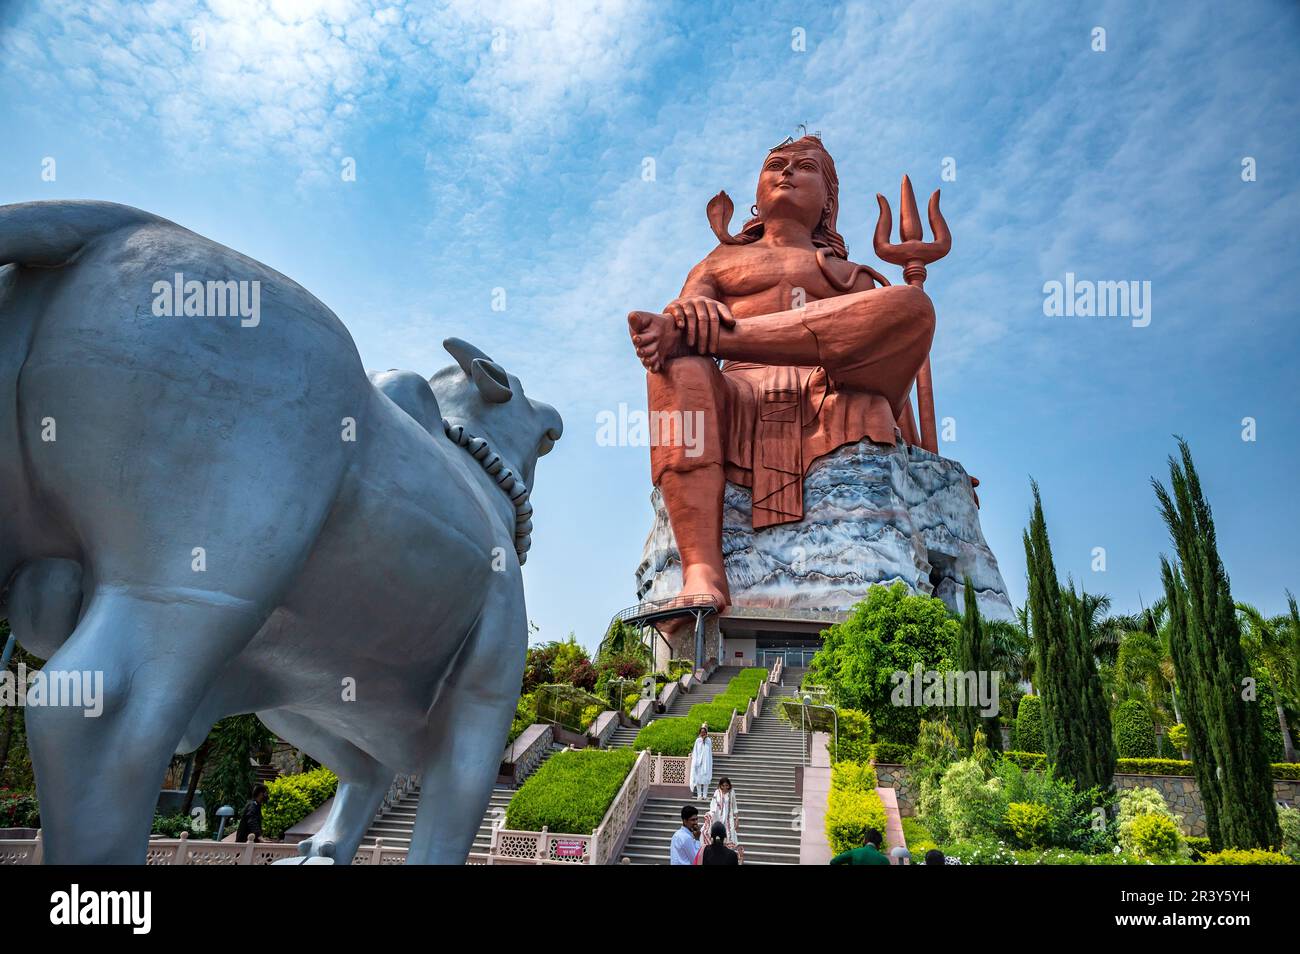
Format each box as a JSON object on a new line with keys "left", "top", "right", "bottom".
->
{"left": 956, "top": 577, "right": 1003, "bottom": 754}
{"left": 1023, "top": 482, "right": 1115, "bottom": 791}
{"left": 1153, "top": 439, "right": 1281, "bottom": 850}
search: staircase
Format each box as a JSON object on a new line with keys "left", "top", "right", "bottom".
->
{"left": 616, "top": 666, "right": 808, "bottom": 865}
{"left": 358, "top": 746, "right": 560, "bottom": 858}
{"left": 606, "top": 667, "right": 742, "bottom": 748}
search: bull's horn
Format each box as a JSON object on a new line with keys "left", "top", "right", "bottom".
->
{"left": 443, "top": 337, "right": 495, "bottom": 377}
{"left": 471, "top": 357, "right": 513, "bottom": 404}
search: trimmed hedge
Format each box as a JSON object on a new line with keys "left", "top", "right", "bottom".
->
{"left": 1113, "top": 699, "right": 1157, "bottom": 759}
{"left": 1014, "top": 695, "right": 1043, "bottom": 753}
{"left": 1000, "top": 750, "right": 1047, "bottom": 770}
{"left": 505, "top": 748, "right": 639, "bottom": 834}
{"left": 687, "top": 702, "right": 738, "bottom": 732}
{"left": 633, "top": 717, "right": 698, "bottom": 756}
{"left": 831, "top": 760, "right": 878, "bottom": 792}
{"left": 825, "top": 787, "right": 888, "bottom": 854}
{"left": 262, "top": 767, "right": 338, "bottom": 839}
{"left": 1271, "top": 762, "right": 1300, "bottom": 781}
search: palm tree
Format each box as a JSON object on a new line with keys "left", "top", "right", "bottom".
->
{"left": 1236, "top": 594, "right": 1300, "bottom": 763}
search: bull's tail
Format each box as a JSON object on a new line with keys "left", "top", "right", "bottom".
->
{"left": 0, "top": 200, "right": 169, "bottom": 269}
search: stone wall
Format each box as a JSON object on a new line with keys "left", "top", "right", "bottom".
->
{"left": 875, "top": 763, "right": 1300, "bottom": 837}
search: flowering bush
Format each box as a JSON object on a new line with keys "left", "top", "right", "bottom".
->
{"left": 0, "top": 789, "right": 39, "bottom": 828}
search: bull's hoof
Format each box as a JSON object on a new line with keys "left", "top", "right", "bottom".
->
{"left": 295, "top": 837, "right": 336, "bottom": 859}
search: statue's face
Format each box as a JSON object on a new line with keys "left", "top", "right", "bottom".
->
{"left": 756, "top": 148, "right": 828, "bottom": 228}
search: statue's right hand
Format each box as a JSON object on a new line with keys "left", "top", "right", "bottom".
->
{"left": 665, "top": 296, "right": 735, "bottom": 356}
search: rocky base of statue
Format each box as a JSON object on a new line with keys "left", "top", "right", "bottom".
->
{"left": 636, "top": 437, "right": 1014, "bottom": 621}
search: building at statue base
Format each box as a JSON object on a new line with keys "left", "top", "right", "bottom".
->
{"left": 634, "top": 437, "right": 1014, "bottom": 670}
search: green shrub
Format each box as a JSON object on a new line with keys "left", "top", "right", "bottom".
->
{"left": 1116, "top": 758, "right": 1192, "bottom": 776}
{"left": 1014, "top": 696, "right": 1043, "bottom": 754}
{"left": 1185, "top": 835, "right": 1212, "bottom": 859}
{"left": 505, "top": 748, "right": 639, "bottom": 834}
{"left": 1127, "top": 813, "right": 1183, "bottom": 860}
{"left": 1278, "top": 806, "right": 1300, "bottom": 863}
{"left": 1117, "top": 786, "right": 1185, "bottom": 860}
{"left": 870, "top": 741, "right": 912, "bottom": 764}
{"left": 1272, "top": 762, "right": 1300, "bottom": 781}
{"left": 901, "top": 816, "right": 937, "bottom": 855}
{"left": 152, "top": 811, "right": 201, "bottom": 838}
{"left": 1000, "top": 751, "right": 1047, "bottom": 770}
{"left": 1201, "top": 848, "right": 1294, "bottom": 865}
{"left": 1166, "top": 722, "right": 1188, "bottom": 753}
{"left": 1113, "top": 700, "right": 1157, "bottom": 759}
{"left": 633, "top": 717, "right": 698, "bottom": 756}
{"left": 825, "top": 708, "right": 873, "bottom": 763}
{"left": 1157, "top": 731, "right": 1179, "bottom": 759}
{"left": 994, "top": 759, "right": 1114, "bottom": 853}
{"left": 262, "top": 767, "right": 338, "bottom": 839}
{"left": 687, "top": 702, "right": 737, "bottom": 732}
{"left": 831, "top": 761, "right": 878, "bottom": 793}
{"left": 1005, "top": 801, "right": 1052, "bottom": 848}
{"left": 825, "top": 787, "right": 887, "bottom": 854}
{"left": 580, "top": 704, "right": 603, "bottom": 731}
{"left": 939, "top": 758, "right": 1005, "bottom": 842}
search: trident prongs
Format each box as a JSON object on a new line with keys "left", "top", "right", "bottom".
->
{"left": 873, "top": 175, "right": 951, "bottom": 287}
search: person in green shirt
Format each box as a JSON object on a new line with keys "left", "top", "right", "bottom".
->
{"left": 830, "top": 827, "right": 891, "bottom": 865}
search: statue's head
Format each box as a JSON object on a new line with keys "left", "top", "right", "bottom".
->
{"left": 432, "top": 338, "right": 564, "bottom": 493}
{"left": 739, "top": 135, "right": 847, "bottom": 258}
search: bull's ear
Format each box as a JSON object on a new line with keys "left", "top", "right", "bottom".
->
{"left": 444, "top": 337, "right": 494, "bottom": 377}
{"left": 471, "top": 358, "right": 513, "bottom": 403}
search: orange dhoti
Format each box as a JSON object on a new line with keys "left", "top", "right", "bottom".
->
{"left": 647, "top": 288, "right": 935, "bottom": 529}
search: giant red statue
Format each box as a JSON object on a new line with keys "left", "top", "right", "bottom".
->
{"left": 627, "top": 136, "right": 947, "bottom": 614}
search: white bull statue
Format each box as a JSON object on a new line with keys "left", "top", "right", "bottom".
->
{"left": 0, "top": 201, "right": 562, "bottom": 864}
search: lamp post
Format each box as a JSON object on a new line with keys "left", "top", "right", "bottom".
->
{"left": 214, "top": 805, "right": 235, "bottom": 841}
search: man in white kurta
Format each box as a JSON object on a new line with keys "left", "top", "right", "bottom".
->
{"left": 689, "top": 725, "right": 713, "bottom": 800}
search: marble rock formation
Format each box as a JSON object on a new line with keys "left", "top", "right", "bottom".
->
{"left": 635, "top": 438, "right": 1014, "bottom": 621}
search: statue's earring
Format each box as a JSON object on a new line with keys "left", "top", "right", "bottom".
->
{"left": 750, "top": 204, "right": 759, "bottom": 217}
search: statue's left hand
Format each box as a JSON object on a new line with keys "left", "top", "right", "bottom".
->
{"left": 665, "top": 296, "right": 736, "bottom": 355}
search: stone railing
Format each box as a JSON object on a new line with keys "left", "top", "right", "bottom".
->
{"left": 500, "top": 723, "right": 554, "bottom": 786}
{"left": 0, "top": 833, "right": 42, "bottom": 865}
{"left": 589, "top": 710, "right": 620, "bottom": 747}
{"left": 631, "top": 698, "right": 655, "bottom": 726}
{"left": 770, "top": 658, "right": 784, "bottom": 685}
{"left": 659, "top": 679, "right": 680, "bottom": 711}
{"left": 679, "top": 671, "right": 697, "bottom": 692}
{"left": 650, "top": 753, "right": 690, "bottom": 787}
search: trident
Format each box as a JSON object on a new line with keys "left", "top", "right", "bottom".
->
{"left": 873, "top": 175, "right": 951, "bottom": 454}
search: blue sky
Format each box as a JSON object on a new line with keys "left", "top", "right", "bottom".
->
{"left": 2, "top": 0, "right": 1298, "bottom": 651}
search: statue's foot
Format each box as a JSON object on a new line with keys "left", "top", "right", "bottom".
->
{"left": 628, "top": 310, "right": 684, "bottom": 373}
{"left": 680, "top": 564, "right": 730, "bottom": 612}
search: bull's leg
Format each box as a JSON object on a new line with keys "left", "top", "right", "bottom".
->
{"left": 257, "top": 708, "right": 394, "bottom": 864}
{"left": 25, "top": 586, "right": 271, "bottom": 864}
{"left": 405, "top": 584, "right": 527, "bottom": 864}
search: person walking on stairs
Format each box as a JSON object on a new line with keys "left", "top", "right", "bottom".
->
{"left": 689, "top": 724, "right": 713, "bottom": 800}
{"left": 708, "top": 777, "right": 738, "bottom": 844}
